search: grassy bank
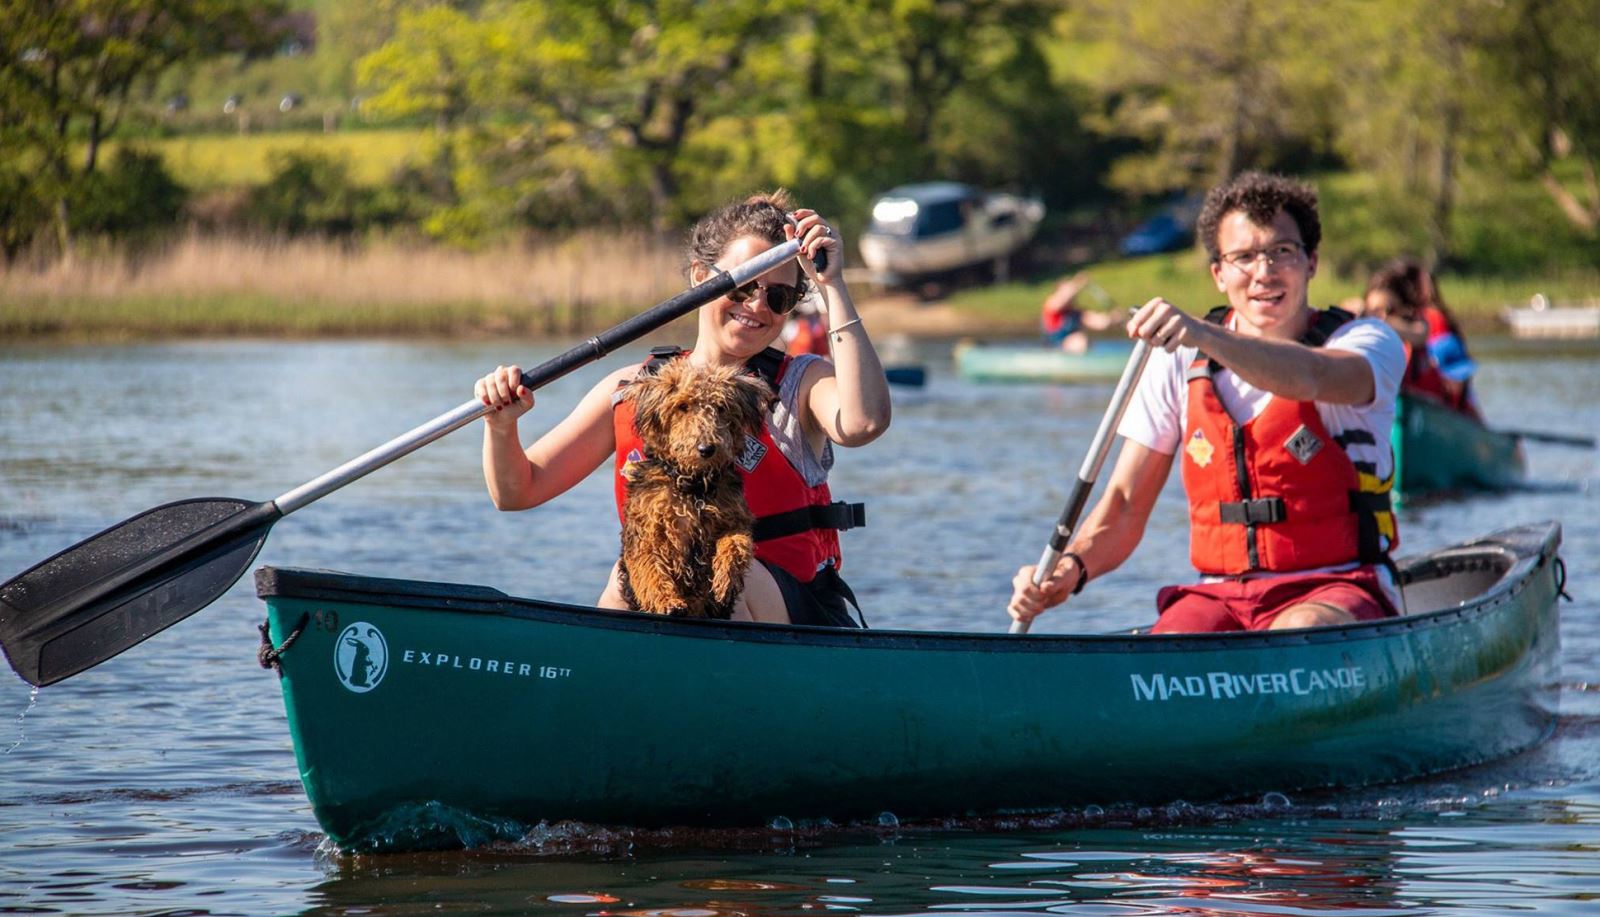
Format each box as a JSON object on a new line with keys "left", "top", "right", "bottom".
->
{"left": 1, "top": 232, "right": 685, "bottom": 340}
{"left": 948, "top": 251, "right": 1600, "bottom": 334}
{"left": 5, "top": 235, "right": 1597, "bottom": 342}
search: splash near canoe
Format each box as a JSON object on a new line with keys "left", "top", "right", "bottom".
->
{"left": 257, "top": 523, "right": 1562, "bottom": 852}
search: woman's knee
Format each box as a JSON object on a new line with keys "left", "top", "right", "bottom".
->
{"left": 733, "top": 561, "right": 790, "bottom": 624}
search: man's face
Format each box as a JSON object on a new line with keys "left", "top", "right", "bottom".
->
{"left": 1208, "top": 209, "right": 1318, "bottom": 337}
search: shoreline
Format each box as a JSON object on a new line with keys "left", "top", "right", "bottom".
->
{"left": 0, "top": 292, "right": 1555, "bottom": 344}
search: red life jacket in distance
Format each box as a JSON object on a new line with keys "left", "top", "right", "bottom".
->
{"left": 612, "top": 347, "right": 861, "bottom": 584}
{"left": 1181, "top": 307, "right": 1398, "bottom": 576}
{"left": 786, "top": 313, "right": 829, "bottom": 357}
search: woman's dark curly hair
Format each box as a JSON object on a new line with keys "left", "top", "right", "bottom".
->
{"left": 1196, "top": 171, "right": 1321, "bottom": 262}
{"left": 685, "top": 189, "right": 808, "bottom": 300}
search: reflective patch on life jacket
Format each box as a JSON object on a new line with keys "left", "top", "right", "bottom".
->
{"left": 737, "top": 435, "right": 767, "bottom": 473}
{"left": 1186, "top": 429, "right": 1215, "bottom": 467}
{"left": 1284, "top": 424, "right": 1324, "bottom": 465}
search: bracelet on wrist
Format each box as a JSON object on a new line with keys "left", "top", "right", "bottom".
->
{"left": 829, "top": 317, "right": 863, "bottom": 337}
{"left": 1064, "top": 552, "right": 1089, "bottom": 595}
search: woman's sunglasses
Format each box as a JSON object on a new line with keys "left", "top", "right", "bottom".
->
{"left": 727, "top": 279, "right": 802, "bottom": 315}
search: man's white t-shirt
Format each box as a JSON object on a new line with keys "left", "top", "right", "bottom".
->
{"left": 1116, "top": 313, "right": 1407, "bottom": 591}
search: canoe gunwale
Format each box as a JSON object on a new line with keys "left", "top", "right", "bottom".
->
{"left": 254, "top": 522, "right": 1559, "bottom": 656}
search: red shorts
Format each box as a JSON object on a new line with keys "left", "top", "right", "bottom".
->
{"left": 1151, "top": 567, "right": 1399, "bottom": 634}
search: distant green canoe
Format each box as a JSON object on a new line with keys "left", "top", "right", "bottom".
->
{"left": 954, "top": 340, "right": 1134, "bottom": 383}
{"left": 258, "top": 522, "right": 1562, "bottom": 852}
{"left": 1394, "top": 392, "right": 1525, "bottom": 502}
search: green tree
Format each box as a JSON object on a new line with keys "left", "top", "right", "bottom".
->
{"left": 1063, "top": 0, "right": 1337, "bottom": 195}
{"left": 0, "top": 0, "right": 283, "bottom": 254}
{"left": 1475, "top": 0, "right": 1600, "bottom": 236}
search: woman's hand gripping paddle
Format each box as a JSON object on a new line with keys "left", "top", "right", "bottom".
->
{"left": 1010, "top": 340, "right": 1152, "bottom": 634}
{"left": 0, "top": 241, "right": 804, "bottom": 687}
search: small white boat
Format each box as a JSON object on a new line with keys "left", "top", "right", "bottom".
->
{"left": 1502, "top": 294, "right": 1600, "bottom": 339}
{"left": 858, "top": 183, "right": 1043, "bottom": 284}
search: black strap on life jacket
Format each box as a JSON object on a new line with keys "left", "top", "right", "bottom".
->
{"left": 642, "top": 344, "right": 786, "bottom": 391}
{"left": 752, "top": 502, "right": 866, "bottom": 542}
{"left": 634, "top": 345, "right": 866, "bottom": 541}
{"left": 1196, "top": 306, "right": 1391, "bottom": 567}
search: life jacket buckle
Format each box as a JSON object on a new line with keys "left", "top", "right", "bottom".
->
{"left": 1219, "top": 497, "right": 1287, "bottom": 525}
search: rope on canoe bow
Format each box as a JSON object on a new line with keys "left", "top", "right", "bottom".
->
{"left": 257, "top": 613, "right": 310, "bottom": 673}
{"left": 1556, "top": 557, "right": 1571, "bottom": 602}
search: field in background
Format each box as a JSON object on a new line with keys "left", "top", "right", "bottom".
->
{"left": 124, "top": 129, "right": 428, "bottom": 190}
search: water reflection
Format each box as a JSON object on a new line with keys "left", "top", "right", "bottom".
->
{"left": 290, "top": 806, "right": 1600, "bottom": 917}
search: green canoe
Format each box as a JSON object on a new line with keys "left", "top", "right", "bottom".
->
{"left": 258, "top": 522, "right": 1562, "bottom": 851}
{"left": 1394, "top": 392, "right": 1526, "bottom": 502}
{"left": 954, "top": 340, "right": 1135, "bottom": 383}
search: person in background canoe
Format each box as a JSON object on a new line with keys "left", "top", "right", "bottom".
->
{"left": 1362, "top": 259, "right": 1481, "bottom": 420}
{"left": 474, "top": 191, "right": 891, "bottom": 627}
{"left": 1009, "top": 171, "right": 1406, "bottom": 634}
{"left": 1040, "top": 272, "right": 1119, "bottom": 353}
{"left": 783, "top": 294, "right": 831, "bottom": 357}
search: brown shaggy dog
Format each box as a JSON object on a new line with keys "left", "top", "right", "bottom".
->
{"left": 618, "top": 359, "right": 774, "bottom": 618}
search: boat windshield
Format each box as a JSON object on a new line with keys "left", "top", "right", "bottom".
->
{"left": 868, "top": 196, "right": 971, "bottom": 239}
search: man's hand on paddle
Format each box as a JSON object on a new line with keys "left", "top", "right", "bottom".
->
{"left": 475, "top": 365, "right": 536, "bottom": 429}
{"left": 1007, "top": 562, "right": 1084, "bottom": 626}
{"left": 1127, "top": 297, "right": 1206, "bottom": 353}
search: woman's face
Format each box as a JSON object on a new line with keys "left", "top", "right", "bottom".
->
{"left": 1364, "top": 289, "right": 1399, "bottom": 319}
{"left": 696, "top": 234, "right": 801, "bottom": 359}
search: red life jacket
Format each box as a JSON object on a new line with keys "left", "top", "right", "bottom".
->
{"left": 612, "top": 346, "right": 864, "bottom": 584}
{"left": 786, "top": 313, "right": 829, "bottom": 357}
{"left": 1181, "top": 307, "right": 1398, "bottom": 576}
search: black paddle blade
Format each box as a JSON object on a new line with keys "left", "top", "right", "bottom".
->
{"left": 0, "top": 498, "right": 278, "bottom": 686}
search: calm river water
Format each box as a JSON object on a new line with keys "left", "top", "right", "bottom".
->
{"left": 2, "top": 335, "right": 1598, "bottom": 915}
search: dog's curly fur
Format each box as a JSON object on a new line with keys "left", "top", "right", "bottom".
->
{"left": 618, "top": 359, "right": 773, "bottom": 618}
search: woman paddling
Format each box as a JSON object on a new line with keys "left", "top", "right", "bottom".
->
{"left": 1362, "top": 259, "right": 1480, "bottom": 420}
{"left": 473, "top": 191, "right": 891, "bottom": 626}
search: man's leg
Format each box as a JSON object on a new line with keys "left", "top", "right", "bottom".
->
{"left": 1151, "top": 584, "right": 1246, "bottom": 634}
{"left": 1260, "top": 582, "right": 1388, "bottom": 631}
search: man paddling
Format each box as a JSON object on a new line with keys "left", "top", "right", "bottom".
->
{"left": 1008, "top": 172, "right": 1406, "bottom": 633}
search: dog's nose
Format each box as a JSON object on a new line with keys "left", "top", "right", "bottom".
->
{"left": 697, "top": 443, "right": 716, "bottom": 458}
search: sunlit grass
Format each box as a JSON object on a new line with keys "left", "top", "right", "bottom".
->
{"left": 0, "top": 231, "right": 687, "bottom": 340}
{"left": 123, "top": 128, "right": 430, "bottom": 189}
{"left": 948, "top": 251, "right": 1600, "bottom": 330}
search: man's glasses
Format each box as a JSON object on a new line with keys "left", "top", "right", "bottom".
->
{"left": 1218, "top": 241, "right": 1306, "bottom": 271}
{"left": 727, "top": 279, "right": 803, "bottom": 315}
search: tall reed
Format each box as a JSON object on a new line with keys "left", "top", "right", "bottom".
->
{"left": 1, "top": 231, "right": 689, "bottom": 339}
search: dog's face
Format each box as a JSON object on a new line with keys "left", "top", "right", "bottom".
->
{"left": 628, "top": 360, "right": 772, "bottom": 473}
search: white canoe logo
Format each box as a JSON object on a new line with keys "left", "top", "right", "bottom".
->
{"left": 334, "top": 622, "right": 389, "bottom": 693}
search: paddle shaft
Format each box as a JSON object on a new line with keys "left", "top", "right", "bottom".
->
{"left": 275, "top": 240, "right": 801, "bottom": 514}
{"left": 1010, "top": 340, "right": 1152, "bottom": 635}
{"left": 1497, "top": 428, "right": 1596, "bottom": 449}
{"left": 1, "top": 241, "right": 801, "bottom": 686}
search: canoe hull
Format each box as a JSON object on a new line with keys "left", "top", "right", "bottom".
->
{"left": 954, "top": 341, "right": 1134, "bottom": 383}
{"left": 1394, "top": 393, "right": 1525, "bottom": 500}
{"left": 261, "top": 523, "right": 1561, "bottom": 850}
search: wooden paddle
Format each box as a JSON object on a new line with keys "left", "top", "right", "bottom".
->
{"left": 0, "top": 240, "right": 805, "bottom": 687}
{"left": 1010, "top": 339, "right": 1152, "bottom": 635}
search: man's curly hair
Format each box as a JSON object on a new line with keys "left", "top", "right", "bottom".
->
{"left": 1196, "top": 171, "right": 1321, "bottom": 262}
